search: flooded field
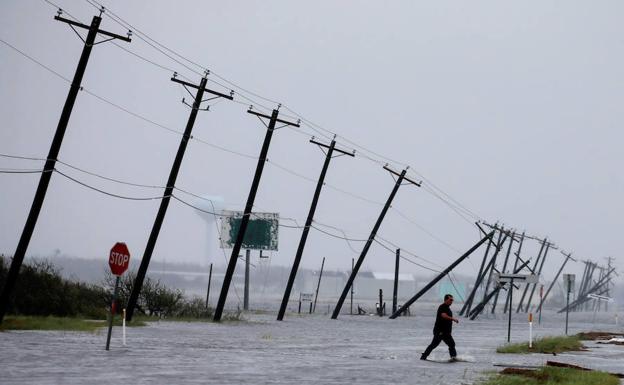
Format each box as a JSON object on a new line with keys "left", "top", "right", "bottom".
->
{"left": 1, "top": 307, "right": 623, "bottom": 384}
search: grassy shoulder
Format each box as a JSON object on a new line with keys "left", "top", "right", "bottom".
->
{"left": 478, "top": 367, "right": 619, "bottom": 385}
{"left": 497, "top": 335, "right": 583, "bottom": 354}
{"left": 1, "top": 311, "right": 244, "bottom": 332}
{"left": 0, "top": 316, "right": 146, "bottom": 332}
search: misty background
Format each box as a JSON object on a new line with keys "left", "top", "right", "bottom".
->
{"left": 1, "top": 1, "right": 622, "bottom": 306}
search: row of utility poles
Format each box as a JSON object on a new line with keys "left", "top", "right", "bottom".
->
{"left": 0, "top": 9, "right": 617, "bottom": 325}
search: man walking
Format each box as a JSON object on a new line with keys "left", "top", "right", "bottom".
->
{"left": 421, "top": 294, "right": 459, "bottom": 361}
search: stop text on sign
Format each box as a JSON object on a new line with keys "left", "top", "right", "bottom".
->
{"left": 110, "top": 252, "right": 129, "bottom": 266}
{"left": 109, "top": 242, "right": 130, "bottom": 276}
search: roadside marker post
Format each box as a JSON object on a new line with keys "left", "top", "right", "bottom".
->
{"left": 122, "top": 308, "right": 127, "bottom": 346}
{"left": 528, "top": 313, "right": 533, "bottom": 348}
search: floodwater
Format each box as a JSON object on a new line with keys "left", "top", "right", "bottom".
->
{"left": 1, "top": 307, "right": 623, "bottom": 384}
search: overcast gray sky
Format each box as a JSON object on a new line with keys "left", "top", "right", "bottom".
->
{"left": 1, "top": 1, "right": 622, "bottom": 283}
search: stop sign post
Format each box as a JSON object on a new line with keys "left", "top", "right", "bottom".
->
{"left": 106, "top": 242, "right": 130, "bottom": 351}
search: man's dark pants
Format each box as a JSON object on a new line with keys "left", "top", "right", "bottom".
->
{"left": 422, "top": 331, "right": 456, "bottom": 358}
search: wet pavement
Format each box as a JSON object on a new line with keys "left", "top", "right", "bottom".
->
{"left": 1, "top": 308, "right": 623, "bottom": 384}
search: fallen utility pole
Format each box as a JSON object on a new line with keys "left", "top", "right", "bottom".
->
{"left": 524, "top": 242, "right": 551, "bottom": 312}
{"left": 469, "top": 259, "right": 531, "bottom": 320}
{"left": 461, "top": 230, "right": 508, "bottom": 317}
{"left": 331, "top": 166, "right": 421, "bottom": 319}
{"left": 390, "top": 231, "right": 494, "bottom": 319}
{"left": 214, "top": 108, "right": 300, "bottom": 322}
{"left": 460, "top": 236, "right": 504, "bottom": 317}
{"left": 312, "top": 257, "right": 325, "bottom": 313}
{"left": 277, "top": 137, "right": 353, "bottom": 321}
{"left": 481, "top": 229, "right": 509, "bottom": 304}
{"left": 558, "top": 267, "right": 616, "bottom": 313}
{"left": 491, "top": 230, "right": 516, "bottom": 314}
{"left": 459, "top": 224, "right": 496, "bottom": 316}
{"left": 516, "top": 239, "right": 547, "bottom": 313}
{"left": 504, "top": 232, "right": 525, "bottom": 313}
{"left": 535, "top": 251, "right": 573, "bottom": 315}
{"left": 0, "top": 10, "right": 132, "bottom": 323}
{"left": 126, "top": 74, "right": 233, "bottom": 321}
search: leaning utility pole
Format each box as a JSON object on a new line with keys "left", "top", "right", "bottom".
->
{"left": 277, "top": 137, "right": 353, "bottom": 321}
{"left": 469, "top": 258, "right": 531, "bottom": 320}
{"left": 393, "top": 248, "right": 400, "bottom": 314}
{"left": 0, "top": 9, "right": 131, "bottom": 323}
{"left": 205, "top": 263, "right": 213, "bottom": 309}
{"left": 535, "top": 251, "right": 572, "bottom": 314}
{"left": 459, "top": 225, "right": 496, "bottom": 316}
{"left": 524, "top": 241, "right": 552, "bottom": 312}
{"left": 491, "top": 230, "right": 515, "bottom": 314}
{"left": 516, "top": 238, "right": 547, "bottom": 313}
{"left": 331, "top": 166, "right": 420, "bottom": 319}
{"left": 481, "top": 228, "right": 508, "bottom": 305}
{"left": 504, "top": 232, "right": 524, "bottom": 313}
{"left": 390, "top": 231, "right": 495, "bottom": 319}
{"left": 126, "top": 73, "right": 233, "bottom": 321}
{"left": 312, "top": 257, "right": 325, "bottom": 313}
{"left": 214, "top": 107, "right": 300, "bottom": 322}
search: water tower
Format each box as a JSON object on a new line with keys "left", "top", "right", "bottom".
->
{"left": 193, "top": 195, "right": 226, "bottom": 266}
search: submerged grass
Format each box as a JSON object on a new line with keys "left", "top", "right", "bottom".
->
{"left": 478, "top": 367, "right": 619, "bottom": 385}
{"left": 497, "top": 335, "right": 583, "bottom": 354}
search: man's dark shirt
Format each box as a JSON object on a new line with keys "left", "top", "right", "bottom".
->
{"left": 433, "top": 303, "right": 453, "bottom": 334}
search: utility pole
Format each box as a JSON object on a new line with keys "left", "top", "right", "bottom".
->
{"left": 481, "top": 228, "right": 507, "bottom": 305}
{"left": 332, "top": 166, "right": 420, "bottom": 319}
{"left": 126, "top": 73, "right": 233, "bottom": 321}
{"left": 605, "top": 257, "right": 614, "bottom": 311}
{"left": 393, "top": 248, "right": 400, "bottom": 314}
{"left": 504, "top": 232, "right": 524, "bottom": 313}
{"left": 205, "top": 263, "right": 213, "bottom": 309}
{"left": 350, "top": 258, "right": 354, "bottom": 315}
{"left": 214, "top": 107, "right": 300, "bottom": 321}
{"left": 491, "top": 230, "right": 515, "bottom": 314}
{"left": 312, "top": 257, "right": 325, "bottom": 313}
{"left": 460, "top": 225, "right": 496, "bottom": 316}
{"left": 469, "top": 258, "right": 531, "bottom": 320}
{"left": 244, "top": 250, "right": 250, "bottom": 311}
{"left": 524, "top": 241, "right": 551, "bottom": 312}
{"left": 390, "top": 231, "right": 494, "bottom": 319}
{"left": 536, "top": 251, "right": 573, "bottom": 316}
{"left": 516, "top": 239, "right": 547, "bottom": 313}
{"left": 0, "top": 9, "right": 132, "bottom": 323}
{"left": 277, "top": 137, "right": 353, "bottom": 320}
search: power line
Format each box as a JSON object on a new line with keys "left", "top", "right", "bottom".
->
{"left": 48, "top": 0, "right": 486, "bottom": 236}
{"left": 0, "top": 169, "right": 47, "bottom": 174}
{"left": 54, "top": 169, "right": 165, "bottom": 201}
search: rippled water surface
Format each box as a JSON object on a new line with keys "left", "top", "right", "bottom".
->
{"left": 2, "top": 308, "right": 623, "bottom": 384}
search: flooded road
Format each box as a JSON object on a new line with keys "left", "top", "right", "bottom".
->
{"left": 2, "top": 308, "right": 623, "bottom": 384}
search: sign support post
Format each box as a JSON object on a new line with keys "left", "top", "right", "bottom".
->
{"left": 106, "top": 276, "right": 120, "bottom": 351}
{"left": 508, "top": 278, "right": 513, "bottom": 343}
{"left": 105, "top": 242, "right": 130, "bottom": 350}
{"left": 529, "top": 313, "right": 533, "bottom": 348}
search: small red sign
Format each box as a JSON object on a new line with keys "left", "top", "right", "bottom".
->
{"left": 109, "top": 242, "right": 130, "bottom": 276}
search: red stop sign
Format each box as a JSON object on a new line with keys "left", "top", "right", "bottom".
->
{"left": 109, "top": 242, "right": 130, "bottom": 276}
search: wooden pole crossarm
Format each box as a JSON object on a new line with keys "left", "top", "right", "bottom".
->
{"left": 247, "top": 109, "right": 300, "bottom": 127}
{"left": 383, "top": 165, "right": 421, "bottom": 186}
{"left": 54, "top": 15, "right": 132, "bottom": 42}
{"left": 309, "top": 138, "right": 354, "bottom": 157}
